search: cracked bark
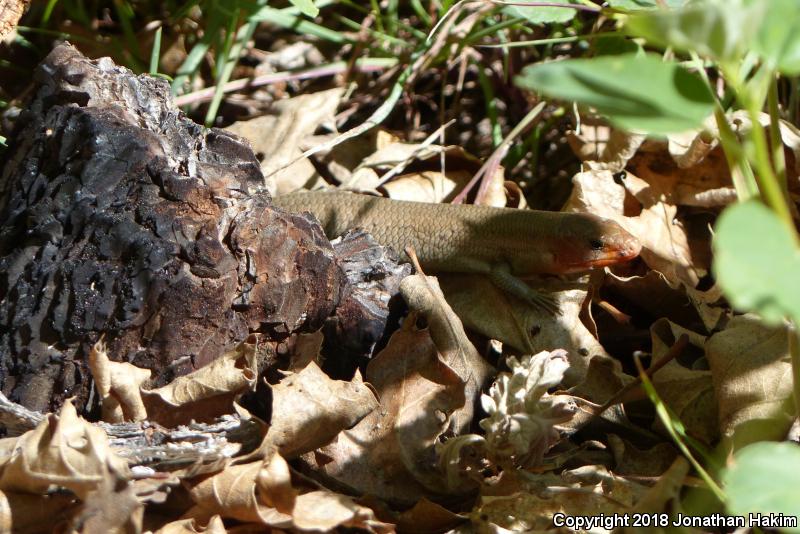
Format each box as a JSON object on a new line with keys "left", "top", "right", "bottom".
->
{"left": 0, "top": 43, "right": 345, "bottom": 413}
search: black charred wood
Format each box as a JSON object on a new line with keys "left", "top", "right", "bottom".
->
{"left": 0, "top": 44, "right": 343, "bottom": 413}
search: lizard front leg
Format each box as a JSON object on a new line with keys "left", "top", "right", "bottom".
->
{"left": 489, "top": 262, "right": 558, "bottom": 314}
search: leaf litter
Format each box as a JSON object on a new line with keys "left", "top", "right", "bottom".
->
{"left": 2, "top": 29, "right": 800, "bottom": 534}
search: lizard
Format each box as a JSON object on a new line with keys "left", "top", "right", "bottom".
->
{"left": 273, "top": 190, "right": 642, "bottom": 311}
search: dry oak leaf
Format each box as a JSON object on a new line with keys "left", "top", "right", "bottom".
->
{"left": 626, "top": 142, "right": 734, "bottom": 208}
{"left": 185, "top": 460, "right": 290, "bottom": 527}
{"left": 249, "top": 361, "right": 379, "bottom": 461}
{"left": 142, "top": 336, "right": 259, "bottom": 427}
{"left": 382, "top": 169, "right": 473, "bottom": 204}
{"left": 705, "top": 314, "right": 795, "bottom": 446}
{"left": 607, "top": 434, "right": 678, "bottom": 478}
{"left": 0, "top": 0, "right": 29, "bottom": 40}
{"left": 0, "top": 491, "right": 77, "bottom": 533}
{"left": 227, "top": 88, "right": 343, "bottom": 195}
{"left": 399, "top": 273, "right": 495, "bottom": 432}
{"left": 304, "top": 312, "right": 469, "bottom": 504}
{"left": 649, "top": 319, "right": 718, "bottom": 445}
{"left": 89, "top": 340, "right": 151, "bottom": 423}
{"left": 185, "top": 456, "right": 390, "bottom": 532}
{"left": 154, "top": 515, "right": 227, "bottom": 534}
{"left": 395, "top": 498, "right": 467, "bottom": 533}
{"left": 0, "top": 401, "right": 128, "bottom": 500}
{"left": 68, "top": 473, "right": 143, "bottom": 533}
{"left": 567, "top": 117, "right": 645, "bottom": 173}
{"left": 470, "top": 479, "right": 629, "bottom": 532}
{"left": 604, "top": 271, "right": 728, "bottom": 332}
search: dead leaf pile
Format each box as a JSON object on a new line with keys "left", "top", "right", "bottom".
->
{"left": 1, "top": 92, "right": 798, "bottom": 533}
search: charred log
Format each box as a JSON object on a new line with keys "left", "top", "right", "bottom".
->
{"left": 0, "top": 44, "right": 343, "bottom": 413}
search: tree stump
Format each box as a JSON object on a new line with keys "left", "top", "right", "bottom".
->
{"left": 0, "top": 44, "right": 344, "bottom": 413}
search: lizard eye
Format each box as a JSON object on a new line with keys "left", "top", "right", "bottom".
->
{"left": 589, "top": 238, "right": 604, "bottom": 251}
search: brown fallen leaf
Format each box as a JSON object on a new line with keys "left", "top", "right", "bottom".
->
{"left": 185, "top": 460, "right": 294, "bottom": 526}
{"left": 0, "top": 401, "right": 129, "bottom": 500}
{"left": 69, "top": 474, "right": 144, "bottom": 533}
{"left": 290, "top": 491, "right": 392, "bottom": 532}
{"left": 604, "top": 270, "right": 728, "bottom": 332}
{"left": 649, "top": 319, "right": 718, "bottom": 445}
{"left": 89, "top": 340, "right": 151, "bottom": 423}
{"left": 0, "top": 0, "right": 29, "bottom": 40}
{"left": 399, "top": 273, "right": 495, "bottom": 431}
{"left": 382, "top": 169, "right": 472, "bottom": 203}
{"left": 705, "top": 314, "right": 795, "bottom": 448}
{"left": 568, "top": 354, "right": 633, "bottom": 406}
{"left": 185, "top": 456, "right": 391, "bottom": 531}
{"left": 607, "top": 434, "right": 678, "bottom": 477}
{"left": 440, "top": 274, "right": 608, "bottom": 386}
{"left": 622, "top": 457, "right": 689, "bottom": 534}
{"left": 668, "top": 110, "right": 800, "bottom": 183}
{"left": 0, "top": 491, "right": 77, "bottom": 533}
{"left": 250, "top": 361, "right": 379, "bottom": 461}
{"left": 304, "top": 311, "right": 469, "bottom": 503}
{"left": 142, "top": 336, "right": 259, "bottom": 427}
{"left": 627, "top": 143, "right": 734, "bottom": 208}
{"left": 395, "top": 498, "right": 467, "bottom": 533}
{"left": 226, "top": 88, "right": 343, "bottom": 195}
{"left": 154, "top": 515, "right": 228, "bottom": 534}
{"left": 256, "top": 451, "right": 295, "bottom": 514}
{"left": 567, "top": 117, "right": 645, "bottom": 173}
{"left": 471, "top": 467, "right": 640, "bottom": 532}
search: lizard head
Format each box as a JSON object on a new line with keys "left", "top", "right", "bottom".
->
{"left": 551, "top": 214, "right": 642, "bottom": 273}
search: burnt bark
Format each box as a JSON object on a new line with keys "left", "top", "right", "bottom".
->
{"left": 0, "top": 43, "right": 343, "bottom": 413}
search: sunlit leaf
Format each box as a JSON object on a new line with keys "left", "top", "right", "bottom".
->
{"left": 713, "top": 201, "right": 800, "bottom": 325}
{"left": 288, "top": 0, "right": 319, "bottom": 18}
{"left": 724, "top": 442, "right": 800, "bottom": 533}
{"left": 515, "top": 54, "right": 714, "bottom": 134}
{"left": 503, "top": 2, "right": 576, "bottom": 24}
{"left": 625, "top": 0, "right": 763, "bottom": 62}
{"left": 753, "top": 0, "right": 800, "bottom": 74}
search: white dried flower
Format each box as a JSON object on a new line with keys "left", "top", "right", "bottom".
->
{"left": 479, "top": 349, "right": 576, "bottom": 467}
{"left": 438, "top": 349, "right": 577, "bottom": 484}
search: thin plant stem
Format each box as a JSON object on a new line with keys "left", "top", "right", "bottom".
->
{"left": 174, "top": 59, "right": 395, "bottom": 107}
{"left": 490, "top": 0, "right": 600, "bottom": 13}
{"left": 635, "top": 356, "right": 726, "bottom": 503}
{"left": 688, "top": 52, "right": 758, "bottom": 199}
{"left": 477, "top": 31, "right": 618, "bottom": 48}
{"left": 791, "top": 326, "right": 800, "bottom": 419}
{"left": 452, "top": 101, "right": 546, "bottom": 204}
{"left": 720, "top": 62, "right": 798, "bottom": 243}
{"left": 767, "top": 76, "right": 787, "bottom": 190}
{"left": 149, "top": 26, "right": 163, "bottom": 75}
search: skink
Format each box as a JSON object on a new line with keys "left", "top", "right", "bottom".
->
{"left": 273, "top": 191, "right": 641, "bottom": 311}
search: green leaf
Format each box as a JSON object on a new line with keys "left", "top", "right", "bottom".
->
{"left": 625, "top": 0, "right": 763, "bottom": 62}
{"left": 288, "top": 0, "right": 319, "bottom": 18}
{"left": 503, "top": 2, "right": 575, "bottom": 24}
{"left": 514, "top": 53, "right": 714, "bottom": 134}
{"left": 753, "top": 0, "right": 800, "bottom": 74}
{"left": 713, "top": 201, "right": 800, "bottom": 325}
{"left": 723, "top": 442, "right": 800, "bottom": 533}
{"left": 592, "top": 35, "right": 642, "bottom": 56}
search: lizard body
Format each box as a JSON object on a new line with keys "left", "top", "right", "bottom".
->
{"left": 274, "top": 191, "right": 641, "bottom": 275}
{"left": 274, "top": 191, "right": 641, "bottom": 310}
